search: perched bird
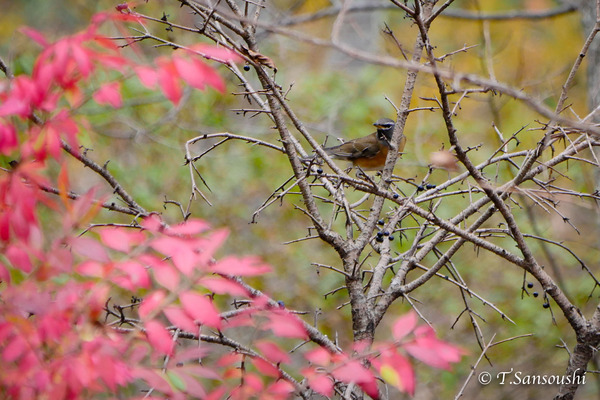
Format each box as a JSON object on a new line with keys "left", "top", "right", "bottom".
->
{"left": 321, "top": 118, "right": 404, "bottom": 171}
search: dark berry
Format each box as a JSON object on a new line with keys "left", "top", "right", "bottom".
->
{"left": 383, "top": 231, "right": 390, "bottom": 236}
{"left": 243, "top": 64, "right": 251, "bottom": 71}
{"left": 389, "top": 235, "right": 394, "bottom": 241}
{"left": 377, "top": 219, "right": 385, "bottom": 226}
{"left": 543, "top": 302, "right": 550, "bottom": 309}
{"left": 393, "top": 194, "right": 399, "bottom": 199}
{"left": 527, "top": 282, "right": 534, "bottom": 288}
{"left": 277, "top": 300, "right": 285, "bottom": 308}
{"left": 376, "top": 236, "right": 384, "bottom": 243}
{"left": 376, "top": 231, "right": 384, "bottom": 237}
{"left": 533, "top": 292, "right": 539, "bottom": 297}
{"left": 316, "top": 168, "right": 323, "bottom": 174}
{"left": 426, "top": 184, "right": 436, "bottom": 189}
{"left": 417, "top": 185, "right": 424, "bottom": 192}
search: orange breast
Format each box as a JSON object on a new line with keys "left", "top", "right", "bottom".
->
{"left": 352, "top": 146, "right": 389, "bottom": 171}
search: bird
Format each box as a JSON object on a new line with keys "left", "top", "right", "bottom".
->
{"left": 320, "top": 118, "right": 404, "bottom": 171}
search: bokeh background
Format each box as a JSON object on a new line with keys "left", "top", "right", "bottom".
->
{"left": 2, "top": 0, "right": 599, "bottom": 398}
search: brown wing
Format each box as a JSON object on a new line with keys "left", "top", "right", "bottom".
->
{"left": 324, "top": 133, "right": 381, "bottom": 160}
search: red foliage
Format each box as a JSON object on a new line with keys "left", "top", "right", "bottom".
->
{"left": 0, "top": 8, "right": 464, "bottom": 400}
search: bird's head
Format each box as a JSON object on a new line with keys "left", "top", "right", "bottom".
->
{"left": 374, "top": 118, "right": 396, "bottom": 141}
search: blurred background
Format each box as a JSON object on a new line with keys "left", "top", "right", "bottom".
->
{"left": 2, "top": 0, "right": 598, "bottom": 398}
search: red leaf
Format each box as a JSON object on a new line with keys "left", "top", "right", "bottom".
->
{"left": 266, "top": 380, "right": 295, "bottom": 397}
{"left": 211, "top": 256, "right": 271, "bottom": 276}
{"left": 196, "top": 228, "right": 229, "bottom": 265}
{"left": 145, "top": 320, "right": 175, "bottom": 356}
{"left": 374, "top": 348, "right": 415, "bottom": 395}
{"left": 166, "top": 219, "right": 210, "bottom": 235}
{"left": 191, "top": 58, "right": 225, "bottom": 92}
{"left": 153, "top": 263, "right": 180, "bottom": 292}
{"left": 256, "top": 341, "right": 291, "bottom": 364}
{"left": 71, "top": 43, "right": 93, "bottom": 78}
{"left": 99, "top": 227, "right": 145, "bottom": 253}
{"left": 5, "top": 245, "right": 33, "bottom": 273}
{"left": 198, "top": 276, "right": 249, "bottom": 296}
{"left": 132, "top": 368, "right": 173, "bottom": 394}
{"left": 332, "top": 360, "right": 379, "bottom": 399}
{"left": 188, "top": 44, "right": 241, "bottom": 63}
{"left": 180, "top": 291, "right": 222, "bottom": 329}
{"left": 2, "top": 335, "right": 26, "bottom": 362}
{"left": 134, "top": 65, "right": 158, "bottom": 89}
{"left": 141, "top": 214, "right": 163, "bottom": 232}
{"left": 151, "top": 237, "right": 197, "bottom": 276}
{"left": 114, "top": 261, "right": 150, "bottom": 290}
{"left": 139, "top": 290, "right": 166, "bottom": 319}
{"left": 69, "top": 236, "right": 110, "bottom": 262}
{"left": 404, "top": 336, "right": 464, "bottom": 370}
{"left": 171, "top": 370, "right": 207, "bottom": 397}
{"left": 173, "top": 56, "right": 208, "bottom": 91}
{"left": 93, "top": 82, "right": 122, "bottom": 108}
{"left": 305, "top": 371, "right": 333, "bottom": 397}
{"left": 156, "top": 58, "right": 182, "bottom": 105}
{"left": 0, "top": 123, "right": 18, "bottom": 155}
{"left": 251, "top": 357, "right": 280, "bottom": 378}
{"left": 264, "top": 310, "right": 307, "bottom": 339}
{"left": 164, "top": 306, "right": 198, "bottom": 332}
{"left": 77, "top": 260, "right": 105, "bottom": 278}
{"left": 392, "top": 311, "right": 418, "bottom": 341}
{"left": 305, "top": 347, "right": 332, "bottom": 366}
{"left": 20, "top": 27, "right": 49, "bottom": 47}
{"left": 0, "top": 264, "right": 10, "bottom": 283}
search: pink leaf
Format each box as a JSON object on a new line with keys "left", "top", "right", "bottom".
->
{"left": 71, "top": 44, "right": 93, "bottom": 78}
{"left": 20, "top": 27, "right": 49, "bottom": 47}
{"left": 305, "top": 347, "right": 332, "bottom": 366}
{"left": 164, "top": 306, "right": 198, "bottom": 332}
{"left": 332, "top": 360, "right": 379, "bottom": 398}
{"left": 305, "top": 371, "right": 333, "bottom": 397}
{"left": 251, "top": 357, "right": 280, "bottom": 378}
{"left": 0, "top": 123, "right": 18, "bottom": 155}
{"left": 266, "top": 380, "right": 295, "bottom": 397}
{"left": 192, "top": 58, "right": 225, "bottom": 92}
{"left": 139, "top": 290, "right": 166, "bottom": 319}
{"left": 93, "top": 82, "right": 123, "bottom": 108}
{"left": 135, "top": 65, "right": 159, "bottom": 89}
{"left": 153, "top": 263, "right": 180, "bottom": 292}
{"left": 188, "top": 44, "right": 241, "bottom": 63}
{"left": 115, "top": 261, "right": 150, "bottom": 290}
{"left": 256, "top": 341, "right": 291, "bottom": 364}
{"left": 211, "top": 256, "right": 271, "bottom": 276}
{"left": 69, "top": 236, "right": 110, "bottom": 262}
{"left": 0, "top": 264, "right": 10, "bottom": 283}
{"left": 166, "top": 219, "right": 210, "bottom": 235}
{"left": 151, "top": 237, "right": 197, "bottom": 276}
{"left": 404, "top": 336, "right": 464, "bottom": 370}
{"left": 5, "top": 245, "right": 33, "bottom": 273}
{"left": 156, "top": 58, "right": 182, "bottom": 105}
{"left": 374, "top": 349, "right": 415, "bottom": 395}
{"left": 132, "top": 368, "right": 173, "bottom": 394}
{"left": 141, "top": 214, "right": 163, "bottom": 232}
{"left": 196, "top": 228, "right": 229, "bottom": 265}
{"left": 77, "top": 260, "right": 105, "bottom": 277}
{"left": 198, "top": 276, "right": 249, "bottom": 296}
{"left": 180, "top": 291, "right": 222, "bottom": 329}
{"left": 263, "top": 310, "right": 307, "bottom": 339}
{"left": 173, "top": 56, "right": 208, "bottom": 91}
{"left": 392, "top": 311, "right": 418, "bottom": 341}
{"left": 145, "top": 320, "right": 175, "bottom": 356}
{"left": 99, "top": 227, "right": 144, "bottom": 253}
